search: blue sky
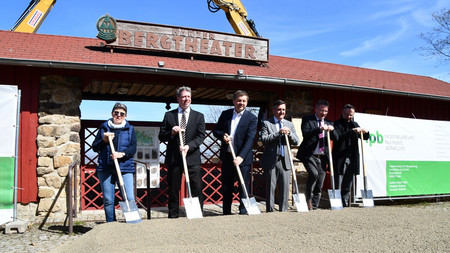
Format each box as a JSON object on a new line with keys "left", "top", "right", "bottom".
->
{"left": 1, "top": 0, "right": 449, "bottom": 121}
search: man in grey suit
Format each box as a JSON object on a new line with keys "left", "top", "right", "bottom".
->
{"left": 261, "top": 100, "right": 299, "bottom": 212}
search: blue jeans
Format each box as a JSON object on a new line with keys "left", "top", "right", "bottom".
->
{"left": 97, "top": 170, "right": 135, "bottom": 222}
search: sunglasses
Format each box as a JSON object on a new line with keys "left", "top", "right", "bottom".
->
{"left": 113, "top": 111, "right": 126, "bottom": 117}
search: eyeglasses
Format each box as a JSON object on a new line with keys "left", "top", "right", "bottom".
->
{"left": 113, "top": 111, "right": 126, "bottom": 117}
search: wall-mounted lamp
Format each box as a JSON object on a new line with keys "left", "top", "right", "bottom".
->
{"left": 158, "top": 61, "right": 165, "bottom": 67}
{"left": 237, "top": 69, "right": 244, "bottom": 75}
{"left": 117, "top": 87, "right": 129, "bottom": 95}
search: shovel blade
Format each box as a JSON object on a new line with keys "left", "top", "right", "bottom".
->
{"left": 293, "top": 193, "right": 309, "bottom": 212}
{"left": 242, "top": 197, "right": 261, "bottom": 215}
{"left": 328, "top": 189, "right": 343, "bottom": 210}
{"left": 361, "top": 189, "right": 374, "bottom": 207}
{"left": 119, "top": 200, "right": 142, "bottom": 223}
{"left": 183, "top": 197, "right": 203, "bottom": 219}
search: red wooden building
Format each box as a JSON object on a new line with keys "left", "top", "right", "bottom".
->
{"left": 0, "top": 26, "right": 449, "bottom": 216}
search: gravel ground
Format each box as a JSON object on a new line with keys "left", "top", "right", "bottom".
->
{"left": 0, "top": 222, "right": 98, "bottom": 253}
{"left": 52, "top": 202, "right": 450, "bottom": 253}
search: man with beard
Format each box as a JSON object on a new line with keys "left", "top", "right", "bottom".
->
{"left": 333, "top": 104, "right": 370, "bottom": 207}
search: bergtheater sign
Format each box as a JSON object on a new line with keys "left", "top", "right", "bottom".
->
{"left": 97, "top": 16, "right": 269, "bottom": 62}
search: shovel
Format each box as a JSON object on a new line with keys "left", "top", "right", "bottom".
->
{"left": 284, "top": 134, "right": 309, "bottom": 212}
{"left": 326, "top": 131, "right": 343, "bottom": 210}
{"left": 178, "top": 131, "right": 203, "bottom": 219}
{"left": 107, "top": 134, "right": 142, "bottom": 223}
{"left": 360, "top": 131, "right": 374, "bottom": 207}
{"left": 228, "top": 142, "right": 261, "bottom": 215}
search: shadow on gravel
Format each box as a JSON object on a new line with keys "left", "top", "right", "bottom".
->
{"left": 47, "top": 225, "right": 94, "bottom": 234}
{"left": 38, "top": 222, "right": 102, "bottom": 235}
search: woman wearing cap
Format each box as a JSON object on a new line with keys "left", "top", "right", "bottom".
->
{"left": 92, "top": 102, "right": 137, "bottom": 222}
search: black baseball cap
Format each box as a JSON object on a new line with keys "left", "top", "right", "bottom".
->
{"left": 112, "top": 102, "right": 127, "bottom": 113}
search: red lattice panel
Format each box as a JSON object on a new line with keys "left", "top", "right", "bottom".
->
{"left": 80, "top": 165, "right": 103, "bottom": 210}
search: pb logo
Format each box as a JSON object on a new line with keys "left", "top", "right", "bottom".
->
{"left": 367, "top": 131, "right": 383, "bottom": 146}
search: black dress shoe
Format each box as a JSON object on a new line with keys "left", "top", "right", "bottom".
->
{"left": 307, "top": 200, "right": 313, "bottom": 211}
{"left": 168, "top": 215, "right": 179, "bottom": 219}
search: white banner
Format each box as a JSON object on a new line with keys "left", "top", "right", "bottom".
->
{"left": 0, "top": 85, "right": 18, "bottom": 156}
{"left": 354, "top": 113, "right": 450, "bottom": 198}
{"left": 0, "top": 85, "right": 19, "bottom": 225}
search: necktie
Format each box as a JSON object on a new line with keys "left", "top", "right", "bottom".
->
{"left": 180, "top": 110, "right": 187, "bottom": 145}
{"left": 319, "top": 120, "right": 324, "bottom": 152}
{"left": 278, "top": 120, "right": 285, "bottom": 157}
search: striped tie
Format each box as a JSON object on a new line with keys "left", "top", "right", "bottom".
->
{"left": 180, "top": 110, "right": 187, "bottom": 145}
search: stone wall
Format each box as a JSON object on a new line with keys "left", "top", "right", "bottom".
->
{"left": 36, "top": 75, "right": 82, "bottom": 216}
{"left": 284, "top": 90, "right": 313, "bottom": 192}
{"left": 284, "top": 90, "right": 313, "bottom": 118}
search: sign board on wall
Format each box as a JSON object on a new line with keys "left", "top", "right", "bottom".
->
{"left": 354, "top": 113, "right": 450, "bottom": 198}
{"left": 106, "top": 19, "right": 269, "bottom": 62}
{"left": 134, "top": 127, "right": 160, "bottom": 189}
{"left": 0, "top": 85, "right": 19, "bottom": 225}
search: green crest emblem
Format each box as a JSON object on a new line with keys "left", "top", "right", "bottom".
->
{"left": 96, "top": 14, "right": 117, "bottom": 43}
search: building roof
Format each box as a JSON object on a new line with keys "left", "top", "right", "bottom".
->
{"left": 0, "top": 30, "right": 449, "bottom": 100}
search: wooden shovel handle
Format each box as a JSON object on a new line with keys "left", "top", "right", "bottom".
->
{"left": 326, "top": 131, "right": 334, "bottom": 176}
{"left": 360, "top": 131, "right": 368, "bottom": 178}
{"left": 107, "top": 134, "right": 125, "bottom": 187}
{"left": 285, "top": 134, "right": 300, "bottom": 194}
{"left": 178, "top": 130, "right": 194, "bottom": 199}
{"left": 177, "top": 130, "right": 190, "bottom": 182}
{"left": 228, "top": 142, "right": 251, "bottom": 199}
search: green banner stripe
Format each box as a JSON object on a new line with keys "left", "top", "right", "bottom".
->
{"left": 0, "top": 204, "right": 13, "bottom": 209}
{"left": 0, "top": 157, "right": 14, "bottom": 208}
{"left": 386, "top": 161, "right": 450, "bottom": 196}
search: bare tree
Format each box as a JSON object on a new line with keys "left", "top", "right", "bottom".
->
{"left": 202, "top": 105, "right": 232, "bottom": 163}
{"left": 205, "top": 105, "right": 232, "bottom": 123}
{"left": 418, "top": 9, "right": 450, "bottom": 65}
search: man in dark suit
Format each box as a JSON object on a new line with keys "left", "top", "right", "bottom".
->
{"left": 333, "top": 104, "right": 370, "bottom": 207}
{"left": 261, "top": 100, "right": 299, "bottom": 212}
{"left": 159, "top": 86, "right": 206, "bottom": 218}
{"left": 213, "top": 90, "right": 257, "bottom": 215}
{"left": 296, "top": 99, "right": 337, "bottom": 210}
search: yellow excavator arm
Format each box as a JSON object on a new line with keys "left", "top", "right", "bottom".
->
{"left": 207, "top": 0, "right": 260, "bottom": 37}
{"left": 11, "top": 0, "right": 258, "bottom": 37}
{"left": 10, "top": 0, "right": 56, "bottom": 33}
